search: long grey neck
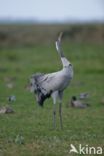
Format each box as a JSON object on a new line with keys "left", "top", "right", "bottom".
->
{"left": 55, "top": 32, "right": 71, "bottom": 68}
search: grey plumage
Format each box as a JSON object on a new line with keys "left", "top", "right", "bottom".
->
{"left": 30, "top": 32, "right": 73, "bottom": 129}
{"left": 30, "top": 73, "right": 52, "bottom": 106}
{"left": 8, "top": 95, "right": 16, "bottom": 102}
{"left": 79, "top": 92, "right": 89, "bottom": 99}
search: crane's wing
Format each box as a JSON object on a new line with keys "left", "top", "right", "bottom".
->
{"left": 30, "top": 72, "right": 60, "bottom": 94}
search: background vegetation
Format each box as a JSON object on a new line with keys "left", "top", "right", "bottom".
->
{"left": 0, "top": 24, "right": 104, "bottom": 156}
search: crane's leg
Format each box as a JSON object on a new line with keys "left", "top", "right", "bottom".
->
{"left": 53, "top": 102, "right": 56, "bottom": 129}
{"left": 58, "top": 91, "right": 63, "bottom": 129}
{"left": 51, "top": 91, "right": 58, "bottom": 129}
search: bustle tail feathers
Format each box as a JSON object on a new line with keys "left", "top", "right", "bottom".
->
{"left": 30, "top": 73, "right": 51, "bottom": 106}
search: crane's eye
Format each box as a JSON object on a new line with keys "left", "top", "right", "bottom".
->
{"left": 69, "top": 64, "right": 72, "bottom": 67}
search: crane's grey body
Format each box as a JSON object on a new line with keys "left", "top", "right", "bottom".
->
{"left": 30, "top": 32, "right": 73, "bottom": 129}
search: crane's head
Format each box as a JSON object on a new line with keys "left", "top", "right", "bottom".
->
{"left": 55, "top": 32, "right": 65, "bottom": 58}
{"left": 61, "top": 57, "right": 71, "bottom": 67}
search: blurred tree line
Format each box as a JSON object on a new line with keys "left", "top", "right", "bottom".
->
{"left": 0, "top": 24, "right": 104, "bottom": 47}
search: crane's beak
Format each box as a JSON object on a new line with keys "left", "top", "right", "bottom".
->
{"left": 55, "top": 32, "right": 65, "bottom": 57}
{"left": 58, "top": 32, "right": 63, "bottom": 42}
{"left": 55, "top": 41, "right": 64, "bottom": 57}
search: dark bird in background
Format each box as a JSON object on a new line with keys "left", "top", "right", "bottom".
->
{"left": 71, "top": 96, "right": 90, "bottom": 108}
{"left": 30, "top": 32, "right": 73, "bottom": 129}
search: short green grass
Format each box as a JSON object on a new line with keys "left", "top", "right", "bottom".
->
{"left": 0, "top": 41, "right": 104, "bottom": 156}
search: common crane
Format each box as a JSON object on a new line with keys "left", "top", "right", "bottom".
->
{"left": 30, "top": 32, "right": 73, "bottom": 129}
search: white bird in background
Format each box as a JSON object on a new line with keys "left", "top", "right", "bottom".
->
{"left": 30, "top": 32, "right": 73, "bottom": 129}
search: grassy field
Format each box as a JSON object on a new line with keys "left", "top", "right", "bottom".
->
{"left": 0, "top": 25, "right": 104, "bottom": 156}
